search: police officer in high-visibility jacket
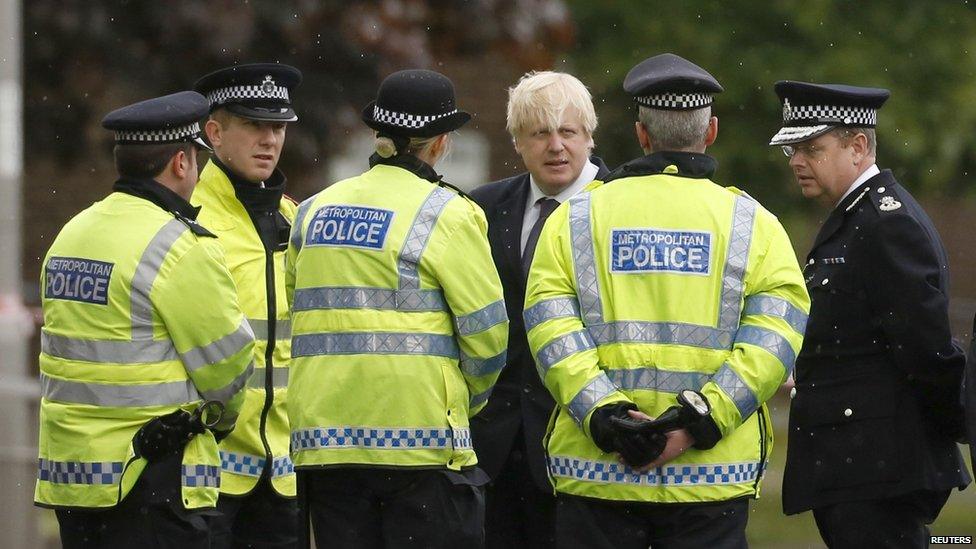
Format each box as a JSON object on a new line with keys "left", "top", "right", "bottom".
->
{"left": 286, "top": 69, "right": 508, "bottom": 548}
{"left": 193, "top": 63, "right": 302, "bottom": 548}
{"left": 524, "top": 54, "right": 810, "bottom": 548}
{"left": 36, "top": 91, "right": 254, "bottom": 548}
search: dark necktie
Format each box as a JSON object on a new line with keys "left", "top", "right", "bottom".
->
{"left": 522, "top": 197, "right": 560, "bottom": 276}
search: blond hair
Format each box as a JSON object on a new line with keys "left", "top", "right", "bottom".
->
{"left": 506, "top": 71, "right": 598, "bottom": 142}
{"left": 374, "top": 134, "right": 451, "bottom": 161}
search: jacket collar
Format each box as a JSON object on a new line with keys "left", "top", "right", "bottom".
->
{"left": 211, "top": 157, "right": 287, "bottom": 215}
{"left": 369, "top": 152, "right": 443, "bottom": 184}
{"left": 113, "top": 176, "right": 201, "bottom": 220}
{"left": 809, "top": 170, "right": 889, "bottom": 253}
{"left": 603, "top": 151, "right": 717, "bottom": 183}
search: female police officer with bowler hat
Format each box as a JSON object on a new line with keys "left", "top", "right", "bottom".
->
{"left": 285, "top": 69, "right": 508, "bottom": 548}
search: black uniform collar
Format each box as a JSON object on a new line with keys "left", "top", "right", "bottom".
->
{"left": 113, "top": 176, "right": 201, "bottom": 220}
{"left": 211, "top": 156, "right": 286, "bottom": 214}
{"left": 603, "top": 151, "right": 718, "bottom": 183}
{"left": 369, "top": 152, "right": 443, "bottom": 184}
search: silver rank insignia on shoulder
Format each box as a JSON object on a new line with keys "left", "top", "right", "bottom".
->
{"left": 879, "top": 196, "right": 902, "bottom": 211}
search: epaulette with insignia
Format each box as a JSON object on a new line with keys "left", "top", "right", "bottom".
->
{"left": 868, "top": 184, "right": 902, "bottom": 214}
{"left": 436, "top": 179, "right": 471, "bottom": 200}
{"left": 725, "top": 186, "right": 756, "bottom": 201}
{"left": 174, "top": 212, "right": 217, "bottom": 238}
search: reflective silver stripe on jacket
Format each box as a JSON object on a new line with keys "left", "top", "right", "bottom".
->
{"left": 37, "top": 458, "right": 124, "bottom": 485}
{"left": 220, "top": 450, "right": 295, "bottom": 478}
{"left": 291, "top": 332, "right": 459, "bottom": 359}
{"left": 290, "top": 197, "right": 316, "bottom": 252}
{"left": 536, "top": 330, "right": 596, "bottom": 376}
{"left": 588, "top": 322, "right": 734, "bottom": 350}
{"left": 180, "top": 320, "right": 255, "bottom": 372}
{"left": 398, "top": 187, "right": 455, "bottom": 291}
{"left": 292, "top": 426, "right": 473, "bottom": 451}
{"left": 41, "top": 331, "right": 178, "bottom": 364}
{"left": 292, "top": 286, "right": 447, "bottom": 313}
{"left": 247, "top": 366, "right": 289, "bottom": 389}
{"left": 713, "top": 364, "right": 758, "bottom": 420}
{"left": 606, "top": 368, "right": 710, "bottom": 394}
{"left": 130, "top": 219, "right": 189, "bottom": 340}
{"left": 455, "top": 300, "right": 507, "bottom": 336}
{"left": 40, "top": 373, "right": 201, "bottom": 407}
{"left": 716, "top": 196, "right": 757, "bottom": 332}
{"left": 470, "top": 387, "right": 493, "bottom": 409}
{"left": 199, "top": 364, "right": 254, "bottom": 405}
{"left": 549, "top": 456, "right": 760, "bottom": 487}
{"left": 734, "top": 325, "right": 797, "bottom": 375}
{"left": 523, "top": 297, "right": 580, "bottom": 332}
{"left": 459, "top": 350, "right": 507, "bottom": 377}
{"left": 742, "top": 294, "right": 808, "bottom": 335}
{"left": 568, "top": 194, "right": 604, "bottom": 326}
{"left": 246, "top": 318, "right": 292, "bottom": 340}
{"left": 567, "top": 373, "right": 619, "bottom": 424}
{"left": 182, "top": 464, "right": 220, "bottom": 488}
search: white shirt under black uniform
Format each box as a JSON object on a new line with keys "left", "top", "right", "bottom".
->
{"left": 520, "top": 160, "right": 600, "bottom": 255}
{"left": 836, "top": 163, "right": 880, "bottom": 208}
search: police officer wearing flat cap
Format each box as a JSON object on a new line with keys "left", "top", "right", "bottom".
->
{"left": 37, "top": 91, "right": 254, "bottom": 548}
{"left": 193, "top": 63, "right": 303, "bottom": 548}
{"left": 771, "top": 81, "right": 971, "bottom": 547}
{"left": 524, "top": 53, "right": 808, "bottom": 549}
{"left": 286, "top": 69, "right": 507, "bottom": 548}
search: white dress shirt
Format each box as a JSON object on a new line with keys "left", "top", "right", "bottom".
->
{"left": 836, "top": 163, "right": 880, "bottom": 206}
{"left": 520, "top": 160, "right": 600, "bottom": 255}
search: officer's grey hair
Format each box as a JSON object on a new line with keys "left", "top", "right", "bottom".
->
{"left": 507, "top": 71, "right": 598, "bottom": 143}
{"left": 834, "top": 127, "right": 877, "bottom": 155}
{"left": 375, "top": 134, "right": 451, "bottom": 161}
{"left": 638, "top": 105, "right": 711, "bottom": 151}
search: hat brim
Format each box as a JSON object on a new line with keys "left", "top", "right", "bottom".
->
{"left": 192, "top": 135, "right": 213, "bottom": 152}
{"left": 361, "top": 101, "right": 471, "bottom": 138}
{"left": 768, "top": 124, "right": 833, "bottom": 146}
{"left": 224, "top": 103, "right": 298, "bottom": 122}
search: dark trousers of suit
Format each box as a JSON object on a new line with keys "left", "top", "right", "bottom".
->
{"left": 555, "top": 495, "right": 749, "bottom": 549}
{"left": 210, "top": 475, "right": 299, "bottom": 549}
{"left": 484, "top": 429, "right": 556, "bottom": 549}
{"left": 55, "top": 453, "right": 211, "bottom": 549}
{"left": 812, "top": 490, "right": 949, "bottom": 549}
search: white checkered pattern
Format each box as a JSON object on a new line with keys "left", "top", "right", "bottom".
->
{"left": 291, "top": 426, "right": 473, "bottom": 451}
{"left": 549, "top": 456, "right": 761, "bottom": 486}
{"left": 207, "top": 84, "right": 290, "bottom": 107}
{"left": 636, "top": 92, "right": 712, "bottom": 110}
{"left": 181, "top": 464, "right": 220, "bottom": 488}
{"left": 37, "top": 458, "right": 124, "bottom": 485}
{"left": 372, "top": 106, "right": 458, "bottom": 129}
{"left": 115, "top": 122, "right": 201, "bottom": 144}
{"left": 784, "top": 104, "right": 876, "bottom": 126}
{"left": 220, "top": 450, "right": 295, "bottom": 478}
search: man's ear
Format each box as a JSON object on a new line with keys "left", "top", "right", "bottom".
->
{"left": 635, "top": 121, "right": 651, "bottom": 151}
{"left": 703, "top": 116, "right": 718, "bottom": 147}
{"left": 204, "top": 118, "right": 222, "bottom": 148}
{"left": 171, "top": 150, "right": 188, "bottom": 179}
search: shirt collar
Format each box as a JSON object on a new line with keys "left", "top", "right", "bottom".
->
{"left": 836, "top": 163, "right": 880, "bottom": 206}
{"left": 528, "top": 159, "right": 599, "bottom": 205}
{"left": 211, "top": 157, "right": 287, "bottom": 215}
{"left": 602, "top": 151, "right": 718, "bottom": 183}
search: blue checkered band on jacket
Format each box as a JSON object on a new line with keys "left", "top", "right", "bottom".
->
{"left": 635, "top": 92, "right": 712, "bottom": 109}
{"left": 182, "top": 464, "right": 221, "bottom": 488}
{"left": 549, "top": 456, "right": 761, "bottom": 486}
{"left": 220, "top": 450, "right": 295, "bottom": 478}
{"left": 37, "top": 458, "right": 124, "bottom": 485}
{"left": 115, "top": 122, "right": 201, "bottom": 144}
{"left": 291, "top": 426, "right": 473, "bottom": 451}
{"left": 372, "top": 106, "right": 458, "bottom": 129}
{"left": 207, "top": 83, "right": 290, "bottom": 106}
{"left": 783, "top": 104, "right": 876, "bottom": 126}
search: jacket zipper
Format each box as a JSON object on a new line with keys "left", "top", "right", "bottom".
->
{"left": 753, "top": 405, "right": 768, "bottom": 492}
{"left": 257, "top": 211, "right": 277, "bottom": 482}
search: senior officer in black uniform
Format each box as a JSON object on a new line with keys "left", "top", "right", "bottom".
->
{"left": 469, "top": 71, "right": 609, "bottom": 549}
{"left": 770, "top": 82, "right": 971, "bottom": 547}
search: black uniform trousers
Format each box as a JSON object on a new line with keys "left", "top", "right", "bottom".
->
{"left": 298, "top": 468, "right": 486, "bottom": 549}
{"left": 210, "top": 475, "right": 299, "bottom": 549}
{"left": 555, "top": 495, "right": 749, "bottom": 549}
{"left": 812, "top": 490, "right": 949, "bottom": 549}
{"left": 55, "top": 453, "right": 211, "bottom": 549}
{"left": 483, "top": 429, "right": 556, "bottom": 548}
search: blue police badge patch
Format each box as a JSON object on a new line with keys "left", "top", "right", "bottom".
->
{"left": 610, "top": 229, "right": 711, "bottom": 275}
{"left": 306, "top": 205, "right": 394, "bottom": 250}
{"left": 44, "top": 256, "right": 114, "bottom": 305}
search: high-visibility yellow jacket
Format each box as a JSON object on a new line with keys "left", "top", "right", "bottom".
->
{"left": 285, "top": 157, "right": 508, "bottom": 471}
{"left": 524, "top": 152, "right": 809, "bottom": 503}
{"left": 193, "top": 160, "right": 297, "bottom": 497}
{"left": 36, "top": 178, "right": 254, "bottom": 510}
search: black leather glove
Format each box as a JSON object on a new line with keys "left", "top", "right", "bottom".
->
{"left": 589, "top": 403, "right": 667, "bottom": 468}
{"left": 133, "top": 409, "right": 206, "bottom": 462}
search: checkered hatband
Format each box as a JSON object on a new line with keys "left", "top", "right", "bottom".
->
{"left": 636, "top": 92, "right": 712, "bottom": 110}
{"left": 115, "top": 122, "right": 201, "bottom": 144}
{"left": 372, "top": 106, "right": 458, "bottom": 129}
{"left": 784, "top": 104, "right": 877, "bottom": 126}
{"left": 206, "top": 83, "right": 290, "bottom": 107}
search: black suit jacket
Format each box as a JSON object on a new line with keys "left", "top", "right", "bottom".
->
{"left": 783, "top": 170, "right": 971, "bottom": 514}
{"left": 468, "top": 156, "right": 610, "bottom": 491}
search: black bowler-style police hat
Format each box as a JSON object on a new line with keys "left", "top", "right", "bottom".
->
{"left": 623, "top": 53, "right": 723, "bottom": 110}
{"left": 101, "top": 91, "right": 211, "bottom": 150}
{"left": 769, "top": 81, "right": 890, "bottom": 145}
{"left": 361, "top": 69, "right": 471, "bottom": 138}
{"left": 194, "top": 63, "right": 302, "bottom": 122}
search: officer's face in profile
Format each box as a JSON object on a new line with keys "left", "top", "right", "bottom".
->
{"left": 787, "top": 131, "right": 860, "bottom": 205}
{"left": 514, "top": 110, "right": 593, "bottom": 195}
{"left": 206, "top": 113, "right": 287, "bottom": 183}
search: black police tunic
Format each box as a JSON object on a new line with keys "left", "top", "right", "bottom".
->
{"left": 782, "top": 169, "right": 970, "bottom": 514}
